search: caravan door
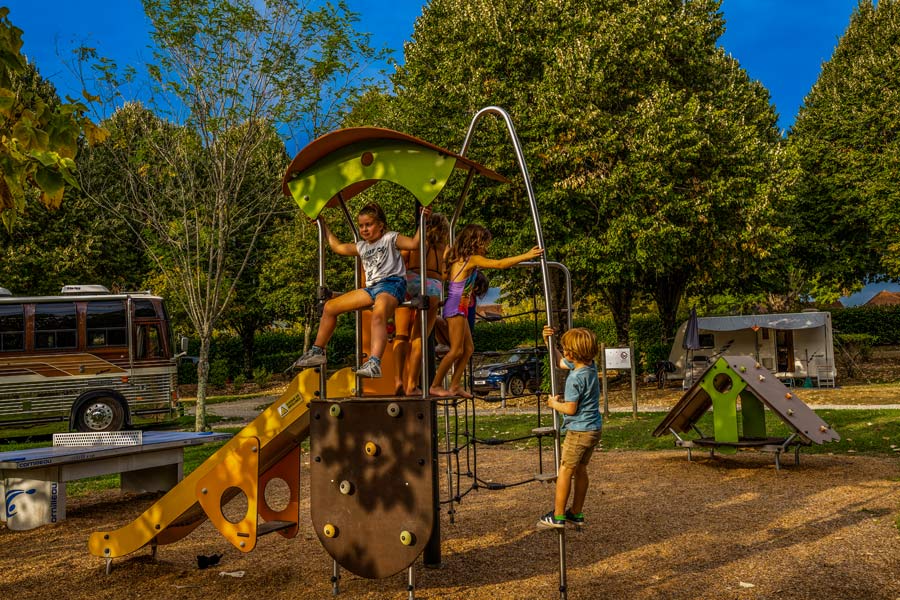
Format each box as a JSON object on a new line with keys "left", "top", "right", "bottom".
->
{"left": 775, "top": 330, "right": 795, "bottom": 373}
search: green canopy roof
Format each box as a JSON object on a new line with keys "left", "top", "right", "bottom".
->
{"left": 281, "top": 127, "right": 508, "bottom": 219}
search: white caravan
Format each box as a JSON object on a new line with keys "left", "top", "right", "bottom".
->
{"left": 668, "top": 311, "right": 836, "bottom": 386}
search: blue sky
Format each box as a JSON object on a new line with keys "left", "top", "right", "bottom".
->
{"left": 8, "top": 0, "right": 860, "bottom": 132}
{"left": 7, "top": 0, "right": 888, "bottom": 305}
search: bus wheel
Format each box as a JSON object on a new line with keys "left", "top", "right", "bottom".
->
{"left": 75, "top": 397, "right": 125, "bottom": 432}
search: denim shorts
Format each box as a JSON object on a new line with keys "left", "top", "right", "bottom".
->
{"left": 364, "top": 275, "right": 407, "bottom": 304}
{"left": 560, "top": 429, "right": 602, "bottom": 469}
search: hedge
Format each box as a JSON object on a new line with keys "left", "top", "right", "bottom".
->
{"left": 180, "top": 314, "right": 667, "bottom": 382}
{"left": 829, "top": 305, "right": 900, "bottom": 345}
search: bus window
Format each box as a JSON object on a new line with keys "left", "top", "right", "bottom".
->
{"left": 86, "top": 300, "right": 127, "bottom": 347}
{"left": 0, "top": 304, "right": 24, "bottom": 351}
{"left": 135, "top": 324, "right": 164, "bottom": 359}
{"left": 34, "top": 303, "right": 77, "bottom": 349}
{"left": 133, "top": 299, "right": 157, "bottom": 318}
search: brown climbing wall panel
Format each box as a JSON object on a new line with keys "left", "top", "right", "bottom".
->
{"left": 309, "top": 397, "right": 435, "bottom": 579}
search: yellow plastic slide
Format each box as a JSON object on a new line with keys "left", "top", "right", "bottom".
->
{"left": 89, "top": 367, "right": 354, "bottom": 560}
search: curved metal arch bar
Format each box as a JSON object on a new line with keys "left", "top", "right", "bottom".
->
{"left": 457, "top": 105, "right": 568, "bottom": 600}
{"left": 458, "top": 107, "right": 558, "bottom": 397}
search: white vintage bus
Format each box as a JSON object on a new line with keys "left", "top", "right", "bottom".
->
{"left": 0, "top": 285, "right": 182, "bottom": 432}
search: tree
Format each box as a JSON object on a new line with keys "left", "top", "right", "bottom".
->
{"left": 77, "top": 0, "right": 386, "bottom": 430}
{"left": 0, "top": 8, "right": 106, "bottom": 229}
{"left": 0, "top": 62, "right": 147, "bottom": 294}
{"left": 0, "top": 189, "right": 151, "bottom": 295}
{"left": 376, "top": 0, "right": 782, "bottom": 342}
{"left": 217, "top": 127, "right": 292, "bottom": 378}
{"left": 787, "top": 0, "right": 900, "bottom": 301}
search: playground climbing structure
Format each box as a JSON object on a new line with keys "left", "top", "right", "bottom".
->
{"left": 88, "top": 107, "right": 574, "bottom": 599}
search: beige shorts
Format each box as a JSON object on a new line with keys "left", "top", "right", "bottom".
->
{"left": 560, "top": 429, "right": 602, "bottom": 469}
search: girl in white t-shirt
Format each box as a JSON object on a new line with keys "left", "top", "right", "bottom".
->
{"left": 293, "top": 203, "right": 427, "bottom": 378}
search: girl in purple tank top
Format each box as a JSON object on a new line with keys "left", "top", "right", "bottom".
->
{"left": 429, "top": 224, "right": 544, "bottom": 398}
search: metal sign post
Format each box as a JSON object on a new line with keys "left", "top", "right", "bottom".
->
{"left": 600, "top": 343, "right": 609, "bottom": 418}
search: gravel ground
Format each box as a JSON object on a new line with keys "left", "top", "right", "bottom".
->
{"left": 1, "top": 447, "right": 898, "bottom": 600}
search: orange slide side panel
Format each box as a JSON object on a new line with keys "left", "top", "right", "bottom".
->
{"left": 87, "top": 368, "right": 324, "bottom": 559}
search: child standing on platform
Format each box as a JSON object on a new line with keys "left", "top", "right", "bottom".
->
{"left": 293, "top": 203, "right": 427, "bottom": 379}
{"left": 429, "top": 224, "right": 543, "bottom": 397}
{"left": 394, "top": 211, "right": 450, "bottom": 396}
{"left": 538, "top": 325, "right": 602, "bottom": 529}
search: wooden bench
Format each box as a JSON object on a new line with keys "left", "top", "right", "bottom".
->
{"left": 0, "top": 430, "right": 230, "bottom": 530}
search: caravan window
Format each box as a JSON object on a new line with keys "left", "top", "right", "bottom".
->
{"left": 0, "top": 304, "right": 24, "bottom": 352}
{"left": 34, "top": 303, "right": 77, "bottom": 349}
{"left": 698, "top": 333, "right": 715, "bottom": 349}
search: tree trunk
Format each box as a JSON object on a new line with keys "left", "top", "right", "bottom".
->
{"left": 602, "top": 284, "right": 633, "bottom": 344}
{"left": 241, "top": 328, "right": 255, "bottom": 379}
{"left": 652, "top": 272, "right": 687, "bottom": 344}
{"left": 235, "top": 317, "right": 259, "bottom": 378}
{"left": 195, "top": 335, "right": 212, "bottom": 432}
{"left": 550, "top": 267, "right": 569, "bottom": 330}
{"left": 304, "top": 320, "right": 312, "bottom": 353}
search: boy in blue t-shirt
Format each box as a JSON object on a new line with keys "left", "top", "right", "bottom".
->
{"left": 538, "top": 325, "right": 602, "bottom": 529}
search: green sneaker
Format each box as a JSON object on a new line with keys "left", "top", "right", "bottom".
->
{"left": 565, "top": 510, "right": 584, "bottom": 525}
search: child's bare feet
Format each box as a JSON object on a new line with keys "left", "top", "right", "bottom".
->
{"left": 404, "top": 387, "right": 423, "bottom": 396}
{"left": 448, "top": 386, "right": 473, "bottom": 399}
{"left": 429, "top": 386, "right": 453, "bottom": 397}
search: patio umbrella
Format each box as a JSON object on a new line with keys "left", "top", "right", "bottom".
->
{"left": 682, "top": 307, "right": 701, "bottom": 384}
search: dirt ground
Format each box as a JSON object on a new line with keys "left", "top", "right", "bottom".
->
{"left": 2, "top": 446, "right": 898, "bottom": 600}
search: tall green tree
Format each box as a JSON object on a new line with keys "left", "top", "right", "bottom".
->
{"left": 376, "top": 0, "right": 782, "bottom": 342}
{"left": 77, "top": 0, "right": 386, "bottom": 430}
{"left": 0, "top": 62, "right": 146, "bottom": 293}
{"left": 787, "top": 0, "right": 900, "bottom": 301}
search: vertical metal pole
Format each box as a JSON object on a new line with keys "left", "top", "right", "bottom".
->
{"left": 425, "top": 398, "right": 442, "bottom": 568}
{"left": 331, "top": 560, "right": 340, "bottom": 595}
{"left": 316, "top": 220, "right": 328, "bottom": 396}
{"left": 338, "top": 193, "right": 362, "bottom": 370}
{"left": 337, "top": 198, "right": 362, "bottom": 393}
{"left": 407, "top": 565, "right": 416, "bottom": 600}
{"left": 601, "top": 343, "right": 609, "bottom": 418}
{"left": 630, "top": 342, "right": 637, "bottom": 419}
{"left": 415, "top": 203, "right": 443, "bottom": 570}
{"left": 417, "top": 205, "right": 429, "bottom": 398}
{"left": 443, "top": 397, "right": 454, "bottom": 516}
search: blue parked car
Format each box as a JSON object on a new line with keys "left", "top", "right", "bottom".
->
{"left": 472, "top": 348, "right": 546, "bottom": 397}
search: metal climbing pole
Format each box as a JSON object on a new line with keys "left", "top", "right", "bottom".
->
{"left": 458, "top": 106, "right": 568, "bottom": 600}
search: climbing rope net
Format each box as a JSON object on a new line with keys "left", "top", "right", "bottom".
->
{"left": 435, "top": 265, "right": 572, "bottom": 522}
